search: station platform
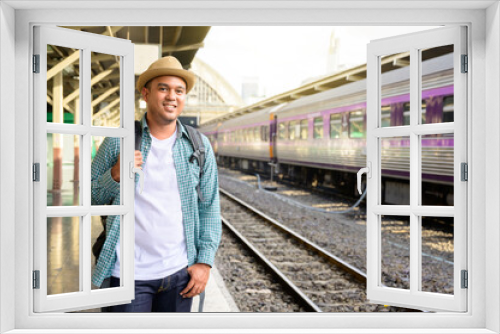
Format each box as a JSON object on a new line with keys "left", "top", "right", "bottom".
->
{"left": 191, "top": 265, "right": 240, "bottom": 312}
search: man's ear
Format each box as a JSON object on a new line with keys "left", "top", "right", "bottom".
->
{"left": 141, "top": 87, "right": 149, "bottom": 102}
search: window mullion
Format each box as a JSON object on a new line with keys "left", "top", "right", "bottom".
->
{"left": 409, "top": 47, "right": 420, "bottom": 294}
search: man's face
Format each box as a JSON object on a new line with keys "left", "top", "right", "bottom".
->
{"left": 141, "top": 75, "right": 187, "bottom": 125}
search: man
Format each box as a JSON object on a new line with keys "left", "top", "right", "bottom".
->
{"left": 90, "top": 56, "right": 221, "bottom": 312}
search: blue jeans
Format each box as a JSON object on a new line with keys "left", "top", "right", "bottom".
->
{"left": 108, "top": 267, "right": 193, "bottom": 312}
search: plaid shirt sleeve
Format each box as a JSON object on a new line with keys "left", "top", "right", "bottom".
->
{"left": 196, "top": 135, "right": 222, "bottom": 267}
{"left": 91, "top": 137, "right": 121, "bottom": 205}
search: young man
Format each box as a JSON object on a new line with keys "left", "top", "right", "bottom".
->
{"left": 90, "top": 56, "right": 221, "bottom": 312}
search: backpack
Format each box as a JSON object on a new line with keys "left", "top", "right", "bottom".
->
{"left": 92, "top": 120, "right": 206, "bottom": 263}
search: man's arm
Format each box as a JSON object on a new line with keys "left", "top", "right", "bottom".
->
{"left": 195, "top": 135, "right": 222, "bottom": 266}
{"left": 91, "top": 137, "right": 121, "bottom": 205}
{"left": 181, "top": 136, "right": 222, "bottom": 298}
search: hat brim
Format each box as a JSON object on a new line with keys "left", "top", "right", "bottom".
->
{"left": 136, "top": 68, "right": 196, "bottom": 93}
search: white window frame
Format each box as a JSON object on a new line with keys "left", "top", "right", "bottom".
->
{"left": 1, "top": 1, "right": 498, "bottom": 333}
{"left": 365, "top": 26, "right": 467, "bottom": 312}
{"left": 33, "top": 25, "right": 136, "bottom": 313}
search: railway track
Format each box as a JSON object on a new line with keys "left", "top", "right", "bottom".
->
{"left": 219, "top": 188, "right": 407, "bottom": 313}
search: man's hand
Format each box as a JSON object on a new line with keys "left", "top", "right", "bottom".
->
{"left": 180, "top": 263, "right": 211, "bottom": 298}
{"left": 111, "top": 150, "right": 143, "bottom": 182}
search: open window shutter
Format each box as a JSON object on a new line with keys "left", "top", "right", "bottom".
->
{"left": 33, "top": 25, "right": 135, "bottom": 312}
{"left": 365, "top": 26, "right": 467, "bottom": 312}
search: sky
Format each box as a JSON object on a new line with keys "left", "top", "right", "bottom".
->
{"left": 196, "top": 26, "right": 438, "bottom": 104}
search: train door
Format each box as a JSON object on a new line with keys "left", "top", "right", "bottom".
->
{"left": 270, "top": 114, "right": 278, "bottom": 162}
{"left": 360, "top": 26, "right": 467, "bottom": 312}
{"left": 33, "top": 26, "right": 137, "bottom": 312}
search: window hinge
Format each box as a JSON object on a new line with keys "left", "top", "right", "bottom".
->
{"left": 33, "top": 163, "right": 40, "bottom": 182}
{"left": 461, "top": 162, "right": 468, "bottom": 181}
{"left": 33, "top": 54, "right": 40, "bottom": 73}
{"left": 461, "top": 270, "right": 468, "bottom": 289}
{"left": 461, "top": 54, "right": 468, "bottom": 73}
{"left": 33, "top": 270, "right": 40, "bottom": 289}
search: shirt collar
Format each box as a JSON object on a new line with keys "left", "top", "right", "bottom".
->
{"left": 140, "top": 112, "right": 188, "bottom": 140}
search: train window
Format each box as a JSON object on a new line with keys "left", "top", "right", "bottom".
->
{"left": 443, "top": 96, "right": 454, "bottom": 122}
{"left": 329, "top": 113, "right": 342, "bottom": 139}
{"left": 421, "top": 44, "right": 454, "bottom": 125}
{"left": 381, "top": 105, "right": 391, "bottom": 127}
{"left": 349, "top": 110, "right": 366, "bottom": 138}
{"left": 421, "top": 99, "right": 427, "bottom": 124}
{"left": 313, "top": 117, "right": 323, "bottom": 139}
{"left": 300, "top": 119, "right": 308, "bottom": 140}
{"left": 403, "top": 102, "right": 410, "bottom": 125}
{"left": 278, "top": 122, "right": 287, "bottom": 140}
{"left": 288, "top": 121, "right": 297, "bottom": 140}
{"left": 254, "top": 127, "right": 260, "bottom": 142}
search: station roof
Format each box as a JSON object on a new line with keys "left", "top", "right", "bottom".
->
{"left": 53, "top": 26, "right": 210, "bottom": 120}
{"left": 201, "top": 46, "right": 453, "bottom": 127}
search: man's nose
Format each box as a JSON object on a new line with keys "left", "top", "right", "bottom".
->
{"left": 166, "top": 89, "right": 176, "bottom": 100}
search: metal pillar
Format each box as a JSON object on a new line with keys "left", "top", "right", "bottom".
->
{"left": 73, "top": 98, "right": 80, "bottom": 205}
{"left": 52, "top": 71, "right": 63, "bottom": 206}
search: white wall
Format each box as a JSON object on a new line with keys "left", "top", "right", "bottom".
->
{"left": 0, "top": 1, "right": 16, "bottom": 333}
{"left": 2, "top": 2, "right": 498, "bottom": 332}
{"left": 485, "top": 2, "right": 500, "bottom": 333}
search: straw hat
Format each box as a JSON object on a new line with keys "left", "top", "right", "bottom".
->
{"left": 136, "top": 56, "right": 196, "bottom": 93}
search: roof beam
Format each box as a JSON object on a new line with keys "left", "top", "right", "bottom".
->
{"left": 162, "top": 43, "right": 204, "bottom": 53}
{"left": 92, "top": 86, "right": 120, "bottom": 108}
{"left": 46, "top": 50, "right": 79, "bottom": 81}
{"left": 393, "top": 58, "right": 410, "bottom": 67}
{"left": 92, "top": 98, "right": 120, "bottom": 120}
{"left": 345, "top": 74, "right": 365, "bottom": 82}
{"left": 63, "top": 64, "right": 118, "bottom": 106}
{"left": 168, "top": 27, "right": 183, "bottom": 56}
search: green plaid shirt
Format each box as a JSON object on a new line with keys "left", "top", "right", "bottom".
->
{"left": 91, "top": 114, "right": 221, "bottom": 287}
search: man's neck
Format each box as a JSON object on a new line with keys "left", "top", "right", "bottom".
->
{"left": 146, "top": 114, "right": 177, "bottom": 140}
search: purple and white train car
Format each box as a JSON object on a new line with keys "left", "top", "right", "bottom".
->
{"left": 200, "top": 53, "right": 455, "bottom": 204}
{"left": 215, "top": 105, "right": 283, "bottom": 170}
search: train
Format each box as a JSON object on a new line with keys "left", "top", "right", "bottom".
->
{"left": 199, "top": 53, "right": 455, "bottom": 206}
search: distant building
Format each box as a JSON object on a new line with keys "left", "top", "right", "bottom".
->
{"left": 242, "top": 76, "right": 265, "bottom": 106}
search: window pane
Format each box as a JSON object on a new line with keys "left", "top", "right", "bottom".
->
{"left": 47, "top": 45, "right": 81, "bottom": 125}
{"left": 300, "top": 120, "right": 308, "bottom": 140}
{"left": 47, "top": 216, "right": 81, "bottom": 295}
{"left": 421, "top": 216, "right": 454, "bottom": 295}
{"left": 330, "top": 113, "right": 342, "bottom": 139}
{"left": 421, "top": 45, "right": 454, "bottom": 125}
{"left": 380, "top": 52, "right": 410, "bottom": 127}
{"left": 381, "top": 215, "right": 410, "bottom": 290}
{"left": 47, "top": 133, "right": 81, "bottom": 206}
{"left": 349, "top": 110, "right": 366, "bottom": 138}
{"left": 421, "top": 134, "right": 454, "bottom": 206}
{"left": 381, "top": 137, "right": 410, "bottom": 205}
{"left": 91, "top": 136, "right": 121, "bottom": 206}
{"left": 313, "top": 117, "right": 323, "bottom": 139}
{"left": 91, "top": 52, "right": 121, "bottom": 127}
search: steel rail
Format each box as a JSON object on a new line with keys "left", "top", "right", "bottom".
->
{"left": 221, "top": 217, "right": 322, "bottom": 312}
{"left": 219, "top": 188, "right": 367, "bottom": 285}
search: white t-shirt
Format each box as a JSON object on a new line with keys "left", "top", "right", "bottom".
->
{"left": 112, "top": 129, "right": 188, "bottom": 280}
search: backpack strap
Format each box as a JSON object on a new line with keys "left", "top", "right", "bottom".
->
{"left": 185, "top": 125, "right": 205, "bottom": 202}
{"left": 135, "top": 120, "right": 142, "bottom": 151}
